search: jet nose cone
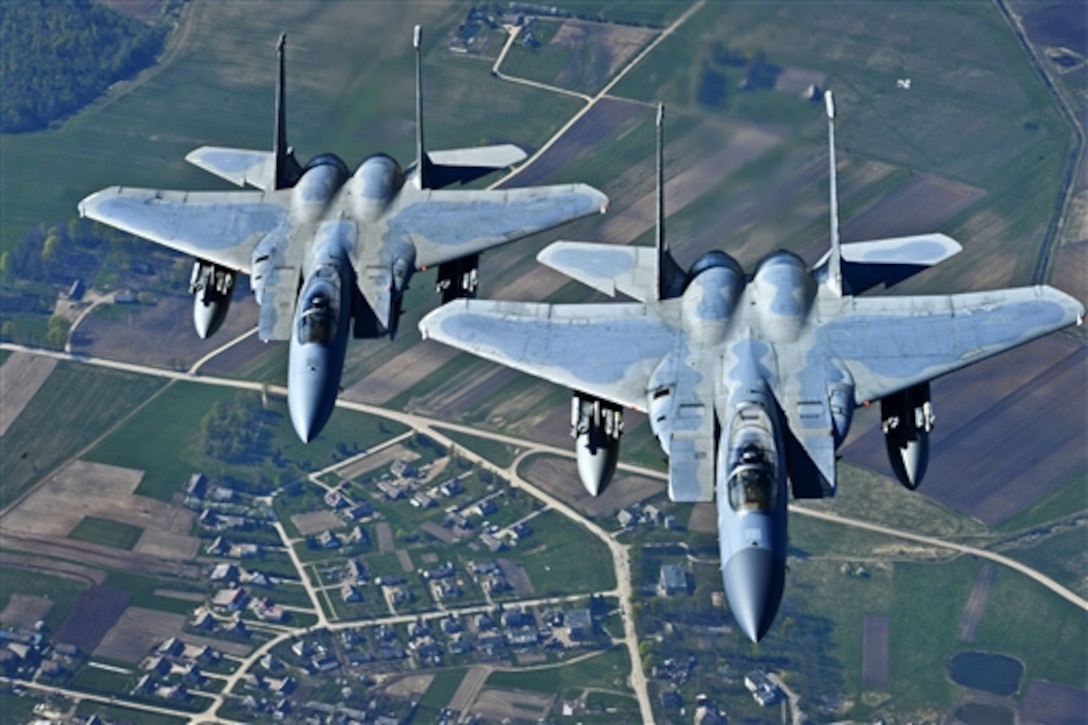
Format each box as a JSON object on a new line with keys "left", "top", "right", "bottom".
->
{"left": 287, "top": 352, "right": 334, "bottom": 444}
{"left": 723, "top": 547, "right": 785, "bottom": 643}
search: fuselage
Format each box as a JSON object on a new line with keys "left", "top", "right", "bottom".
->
{"left": 286, "top": 226, "right": 353, "bottom": 442}
{"left": 280, "top": 155, "right": 410, "bottom": 442}
{"left": 645, "top": 249, "right": 839, "bottom": 642}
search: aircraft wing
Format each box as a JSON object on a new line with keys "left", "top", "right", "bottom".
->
{"left": 78, "top": 186, "right": 290, "bottom": 272}
{"left": 822, "top": 285, "right": 1084, "bottom": 403}
{"left": 393, "top": 184, "right": 608, "bottom": 270}
{"left": 537, "top": 241, "right": 657, "bottom": 302}
{"left": 419, "top": 299, "right": 678, "bottom": 410}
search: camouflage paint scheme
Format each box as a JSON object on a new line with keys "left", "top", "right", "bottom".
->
{"left": 78, "top": 28, "right": 608, "bottom": 442}
{"left": 419, "top": 99, "right": 1084, "bottom": 641}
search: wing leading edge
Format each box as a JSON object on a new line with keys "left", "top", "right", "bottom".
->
{"left": 402, "top": 184, "right": 608, "bottom": 270}
{"left": 823, "top": 285, "right": 1084, "bottom": 404}
{"left": 419, "top": 299, "right": 678, "bottom": 410}
{"left": 78, "top": 186, "right": 289, "bottom": 272}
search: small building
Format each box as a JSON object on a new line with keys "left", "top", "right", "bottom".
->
{"left": 744, "top": 670, "right": 780, "bottom": 706}
{"left": 209, "top": 563, "right": 238, "bottom": 583}
{"left": 439, "top": 479, "right": 464, "bottom": 497}
{"left": 211, "top": 588, "right": 247, "bottom": 612}
{"left": 566, "top": 608, "right": 592, "bottom": 640}
{"left": 340, "top": 583, "right": 361, "bottom": 603}
{"left": 480, "top": 533, "right": 505, "bottom": 553}
{"left": 658, "top": 564, "right": 687, "bottom": 596}
{"left": 158, "top": 637, "right": 184, "bottom": 657}
{"left": 186, "top": 473, "right": 208, "bottom": 498}
{"left": 344, "top": 560, "right": 366, "bottom": 582}
{"left": 345, "top": 502, "right": 373, "bottom": 520}
{"left": 377, "top": 481, "right": 404, "bottom": 500}
{"left": 410, "top": 493, "right": 436, "bottom": 509}
{"left": 316, "top": 530, "right": 341, "bottom": 549}
{"left": 617, "top": 509, "right": 636, "bottom": 527}
{"left": 205, "top": 536, "right": 230, "bottom": 556}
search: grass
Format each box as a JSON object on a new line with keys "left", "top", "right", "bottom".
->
{"left": 0, "top": 361, "right": 165, "bottom": 509}
{"left": 418, "top": 666, "right": 467, "bottom": 709}
{"left": 0, "top": 565, "right": 88, "bottom": 632}
{"left": 436, "top": 427, "right": 519, "bottom": 468}
{"left": 70, "top": 664, "right": 132, "bottom": 696}
{"left": 0, "top": 691, "right": 39, "bottom": 723}
{"left": 486, "top": 646, "right": 632, "bottom": 694}
{"left": 67, "top": 516, "right": 144, "bottom": 550}
{"left": 516, "top": 511, "right": 615, "bottom": 595}
{"left": 84, "top": 380, "right": 406, "bottom": 503}
{"left": 995, "top": 467, "right": 1088, "bottom": 534}
{"left": 103, "top": 570, "right": 205, "bottom": 616}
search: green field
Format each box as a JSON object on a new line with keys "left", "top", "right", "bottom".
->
{"left": 435, "top": 427, "right": 519, "bottom": 468}
{"left": 67, "top": 516, "right": 144, "bottom": 550}
{"left": 516, "top": 510, "right": 616, "bottom": 595}
{"left": 486, "top": 645, "right": 632, "bottom": 697}
{"left": 84, "top": 380, "right": 405, "bottom": 502}
{"left": 0, "top": 361, "right": 165, "bottom": 509}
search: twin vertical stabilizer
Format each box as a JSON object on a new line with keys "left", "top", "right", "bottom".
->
{"left": 824, "top": 90, "right": 843, "bottom": 297}
{"left": 656, "top": 104, "right": 684, "bottom": 301}
{"left": 273, "top": 33, "right": 301, "bottom": 190}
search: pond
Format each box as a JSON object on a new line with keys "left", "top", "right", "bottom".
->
{"left": 947, "top": 651, "right": 1023, "bottom": 696}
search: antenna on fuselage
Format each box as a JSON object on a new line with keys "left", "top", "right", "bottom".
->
{"left": 656, "top": 103, "right": 684, "bottom": 301}
{"left": 413, "top": 24, "right": 433, "bottom": 190}
{"left": 273, "top": 32, "right": 301, "bottom": 190}
{"left": 824, "top": 90, "right": 843, "bottom": 297}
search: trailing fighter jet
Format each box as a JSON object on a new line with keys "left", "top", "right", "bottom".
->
{"left": 79, "top": 27, "right": 608, "bottom": 442}
{"left": 419, "top": 96, "right": 1084, "bottom": 642}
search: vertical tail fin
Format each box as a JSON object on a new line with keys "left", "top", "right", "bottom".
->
{"left": 413, "top": 24, "right": 433, "bottom": 189}
{"left": 656, "top": 103, "right": 684, "bottom": 301}
{"left": 273, "top": 33, "right": 300, "bottom": 190}
{"left": 824, "top": 90, "right": 843, "bottom": 297}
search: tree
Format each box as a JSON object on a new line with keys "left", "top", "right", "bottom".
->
{"left": 45, "top": 315, "right": 70, "bottom": 349}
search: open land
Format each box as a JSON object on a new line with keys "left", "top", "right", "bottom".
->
{"left": 55, "top": 585, "right": 131, "bottom": 653}
{"left": 842, "top": 335, "right": 1086, "bottom": 526}
{"left": 72, "top": 294, "right": 259, "bottom": 370}
{"left": 860, "top": 615, "right": 890, "bottom": 688}
{"left": 469, "top": 687, "right": 555, "bottom": 722}
{"left": 956, "top": 564, "right": 997, "bottom": 642}
{"left": 0, "top": 352, "right": 57, "bottom": 436}
{"left": 1, "top": 460, "right": 198, "bottom": 559}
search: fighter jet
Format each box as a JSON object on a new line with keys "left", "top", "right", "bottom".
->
{"left": 419, "top": 96, "right": 1084, "bottom": 642}
{"left": 78, "top": 27, "right": 608, "bottom": 442}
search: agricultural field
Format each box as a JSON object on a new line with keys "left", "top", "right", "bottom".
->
{"left": 0, "top": 361, "right": 165, "bottom": 510}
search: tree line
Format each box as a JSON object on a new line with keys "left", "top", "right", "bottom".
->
{"left": 1, "top": 0, "right": 167, "bottom": 133}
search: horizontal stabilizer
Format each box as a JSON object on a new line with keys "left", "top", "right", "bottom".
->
{"left": 537, "top": 241, "right": 656, "bottom": 302}
{"left": 815, "top": 233, "right": 963, "bottom": 295}
{"left": 186, "top": 147, "right": 275, "bottom": 190}
{"left": 412, "top": 144, "right": 528, "bottom": 189}
{"left": 428, "top": 143, "right": 526, "bottom": 170}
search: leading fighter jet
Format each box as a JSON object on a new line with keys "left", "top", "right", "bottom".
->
{"left": 420, "top": 96, "right": 1084, "bottom": 642}
{"left": 79, "top": 27, "right": 607, "bottom": 442}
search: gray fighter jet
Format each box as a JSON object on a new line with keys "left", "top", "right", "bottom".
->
{"left": 419, "top": 96, "right": 1084, "bottom": 642}
{"left": 79, "top": 27, "right": 607, "bottom": 442}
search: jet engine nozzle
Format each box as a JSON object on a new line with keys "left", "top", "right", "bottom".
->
{"left": 571, "top": 392, "right": 623, "bottom": 496}
{"left": 190, "top": 260, "right": 235, "bottom": 339}
{"left": 881, "top": 382, "right": 933, "bottom": 489}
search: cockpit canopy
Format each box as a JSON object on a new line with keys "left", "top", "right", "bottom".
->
{"left": 725, "top": 405, "right": 778, "bottom": 513}
{"left": 726, "top": 442, "right": 777, "bottom": 512}
{"left": 296, "top": 268, "right": 341, "bottom": 345}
